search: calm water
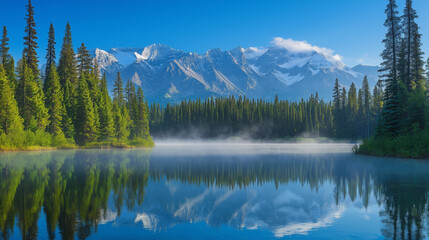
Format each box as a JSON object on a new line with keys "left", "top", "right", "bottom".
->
{"left": 1, "top": 142, "right": 429, "bottom": 239}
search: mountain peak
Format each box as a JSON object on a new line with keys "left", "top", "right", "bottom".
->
{"left": 92, "top": 42, "right": 379, "bottom": 103}
{"left": 136, "top": 44, "right": 181, "bottom": 62}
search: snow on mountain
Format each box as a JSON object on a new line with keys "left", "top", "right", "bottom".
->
{"left": 92, "top": 48, "right": 118, "bottom": 69}
{"left": 91, "top": 39, "right": 380, "bottom": 103}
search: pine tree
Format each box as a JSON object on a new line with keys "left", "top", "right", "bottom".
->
{"left": 75, "top": 73, "right": 97, "bottom": 144}
{"left": 0, "top": 65, "right": 23, "bottom": 135}
{"left": 77, "top": 43, "right": 92, "bottom": 76}
{"left": 113, "top": 72, "right": 125, "bottom": 107}
{"left": 401, "top": 0, "right": 425, "bottom": 90}
{"left": 347, "top": 83, "right": 358, "bottom": 137}
{"left": 16, "top": 59, "right": 49, "bottom": 131}
{"left": 332, "top": 79, "right": 341, "bottom": 137}
{"left": 0, "top": 27, "right": 16, "bottom": 91}
{"left": 45, "top": 24, "right": 56, "bottom": 75}
{"left": 23, "top": 0, "right": 39, "bottom": 76}
{"left": 45, "top": 64, "right": 64, "bottom": 137}
{"left": 379, "top": 0, "right": 401, "bottom": 136}
{"left": 340, "top": 87, "right": 347, "bottom": 137}
{"left": 410, "top": 29, "right": 425, "bottom": 90}
{"left": 112, "top": 103, "right": 130, "bottom": 142}
{"left": 98, "top": 74, "right": 114, "bottom": 140}
{"left": 112, "top": 72, "right": 129, "bottom": 141}
{"left": 362, "top": 76, "right": 372, "bottom": 138}
{"left": 44, "top": 23, "right": 56, "bottom": 93}
{"left": 397, "top": 39, "right": 408, "bottom": 87}
{"left": 372, "top": 80, "right": 384, "bottom": 131}
{"left": 58, "top": 23, "right": 78, "bottom": 89}
{"left": 135, "top": 87, "right": 150, "bottom": 139}
{"left": 90, "top": 62, "right": 101, "bottom": 102}
{"left": 4, "top": 56, "right": 16, "bottom": 91}
{"left": 0, "top": 26, "right": 9, "bottom": 65}
{"left": 58, "top": 22, "right": 78, "bottom": 136}
{"left": 357, "top": 88, "right": 364, "bottom": 137}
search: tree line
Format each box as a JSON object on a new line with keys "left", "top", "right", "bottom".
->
{"left": 149, "top": 76, "right": 381, "bottom": 140}
{"left": 0, "top": 0, "right": 152, "bottom": 148}
{"left": 358, "top": 0, "right": 429, "bottom": 157}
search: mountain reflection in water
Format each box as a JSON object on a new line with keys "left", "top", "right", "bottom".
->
{"left": 0, "top": 143, "right": 428, "bottom": 240}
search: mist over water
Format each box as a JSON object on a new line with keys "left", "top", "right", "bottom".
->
{"left": 153, "top": 140, "right": 355, "bottom": 156}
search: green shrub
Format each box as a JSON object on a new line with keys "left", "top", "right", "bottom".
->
{"left": 356, "top": 128, "right": 429, "bottom": 158}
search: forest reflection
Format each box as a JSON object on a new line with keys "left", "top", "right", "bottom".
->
{"left": 0, "top": 148, "right": 428, "bottom": 239}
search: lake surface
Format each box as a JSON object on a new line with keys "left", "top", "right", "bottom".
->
{"left": 1, "top": 142, "right": 429, "bottom": 239}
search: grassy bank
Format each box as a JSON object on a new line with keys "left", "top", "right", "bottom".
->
{"left": 0, "top": 130, "right": 154, "bottom": 152}
{"left": 355, "top": 129, "right": 429, "bottom": 159}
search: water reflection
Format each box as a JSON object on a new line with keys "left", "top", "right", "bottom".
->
{"left": 0, "top": 144, "right": 428, "bottom": 239}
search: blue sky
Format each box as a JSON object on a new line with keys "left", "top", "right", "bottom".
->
{"left": 1, "top": 0, "right": 428, "bottom": 66}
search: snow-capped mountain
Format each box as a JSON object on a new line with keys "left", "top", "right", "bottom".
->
{"left": 92, "top": 41, "right": 380, "bottom": 103}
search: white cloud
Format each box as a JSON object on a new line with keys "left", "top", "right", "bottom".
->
{"left": 245, "top": 47, "right": 268, "bottom": 59}
{"left": 270, "top": 37, "right": 343, "bottom": 62}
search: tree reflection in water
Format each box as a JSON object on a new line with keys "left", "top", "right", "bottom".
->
{"left": 0, "top": 148, "right": 428, "bottom": 239}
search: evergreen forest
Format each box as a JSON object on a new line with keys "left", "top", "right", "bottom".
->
{"left": 0, "top": 1, "right": 153, "bottom": 150}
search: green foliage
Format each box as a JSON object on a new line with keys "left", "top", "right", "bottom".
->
{"left": 44, "top": 23, "right": 56, "bottom": 92}
{"left": 0, "top": 4, "right": 153, "bottom": 150}
{"left": 0, "top": 65, "right": 23, "bottom": 135}
{"left": 45, "top": 64, "right": 64, "bottom": 137}
{"left": 77, "top": 43, "right": 92, "bottom": 75}
{"left": 150, "top": 94, "right": 336, "bottom": 139}
{"left": 358, "top": 0, "right": 429, "bottom": 158}
{"left": 57, "top": 22, "right": 78, "bottom": 136}
{"left": 0, "top": 26, "right": 10, "bottom": 65}
{"left": 112, "top": 103, "right": 130, "bottom": 142}
{"left": 23, "top": 0, "right": 39, "bottom": 76}
{"left": 16, "top": 60, "right": 49, "bottom": 132}
{"left": 74, "top": 73, "right": 98, "bottom": 145}
{"left": 136, "top": 87, "right": 150, "bottom": 139}
{"left": 356, "top": 128, "right": 429, "bottom": 158}
{"left": 98, "top": 74, "right": 114, "bottom": 140}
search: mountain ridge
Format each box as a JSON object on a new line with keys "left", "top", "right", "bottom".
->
{"left": 91, "top": 43, "right": 380, "bottom": 103}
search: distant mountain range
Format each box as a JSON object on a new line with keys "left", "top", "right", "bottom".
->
{"left": 91, "top": 43, "right": 380, "bottom": 103}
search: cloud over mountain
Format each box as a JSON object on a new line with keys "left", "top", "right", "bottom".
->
{"left": 270, "top": 37, "right": 343, "bottom": 62}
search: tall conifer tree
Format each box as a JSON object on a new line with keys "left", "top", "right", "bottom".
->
{"left": 58, "top": 23, "right": 78, "bottom": 136}
{"left": 332, "top": 79, "right": 341, "bottom": 136}
{"left": 0, "top": 26, "right": 9, "bottom": 65}
{"left": 77, "top": 43, "right": 92, "bottom": 76}
{"left": 113, "top": 72, "right": 125, "bottom": 107}
{"left": 16, "top": 59, "right": 49, "bottom": 131}
{"left": 44, "top": 23, "right": 56, "bottom": 93}
{"left": 45, "top": 24, "right": 56, "bottom": 74}
{"left": 75, "top": 74, "right": 97, "bottom": 144}
{"left": 98, "top": 74, "right": 114, "bottom": 140}
{"left": 0, "top": 65, "right": 23, "bottom": 135}
{"left": 362, "top": 76, "right": 372, "bottom": 138}
{"left": 23, "top": 0, "right": 39, "bottom": 76}
{"left": 0, "top": 27, "right": 16, "bottom": 91}
{"left": 112, "top": 72, "right": 129, "bottom": 141}
{"left": 379, "top": 0, "right": 401, "bottom": 136}
{"left": 136, "top": 87, "right": 150, "bottom": 139}
{"left": 45, "top": 64, "right": 64, "bottom": 137}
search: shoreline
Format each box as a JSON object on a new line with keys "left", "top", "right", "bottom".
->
{"left": 0, "top": 145, "right": 154, "bottom": 152}
{"left": 0, "top": 140, "right": 155, "bottom": 152}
